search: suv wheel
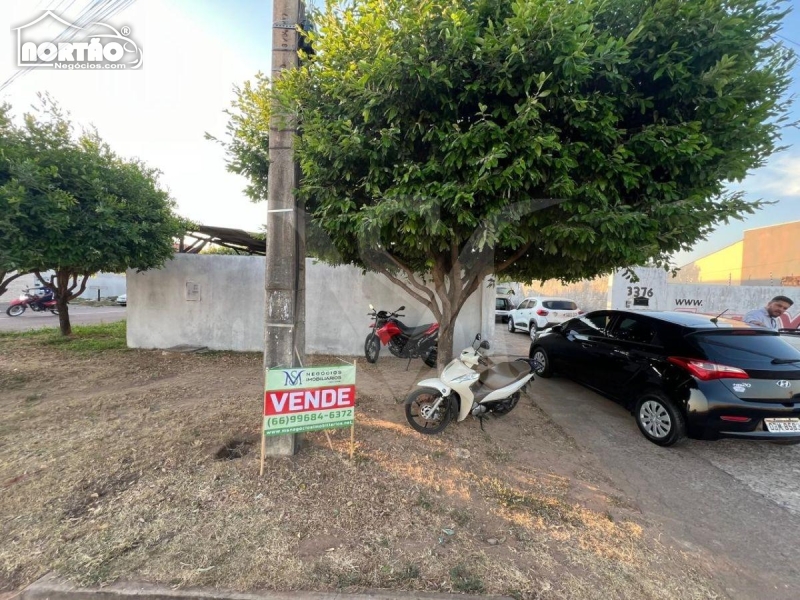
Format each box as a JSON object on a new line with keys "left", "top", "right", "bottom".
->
{"left": 634, "top": 391, "right": 686, "bottom": 447}
{"left": 507, "top": 319, "right": 516, "bottom": 333}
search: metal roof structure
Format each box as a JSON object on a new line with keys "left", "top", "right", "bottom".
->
{"left": 179, "top": 225, "right": 266, "bottom": 256}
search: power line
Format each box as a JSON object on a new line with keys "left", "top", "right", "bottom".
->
{"left": 775, "top": 34, "right": 800, "bottom": 48}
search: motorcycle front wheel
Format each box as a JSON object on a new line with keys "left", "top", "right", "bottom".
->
{"left": 405, "top": 387, "right": 452, "bottom": 434}
{"left": 364, "top": 333, "right": 381, "bottom": 363}
{"left": 6, "top": 305, "right": 25, "bottom": 317}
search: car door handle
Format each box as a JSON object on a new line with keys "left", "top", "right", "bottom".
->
{"left": 612, "top": 349, "right": 628, "bottom": 357}
{"left": 581, "top": 342, "right": 595, "bottom": 349}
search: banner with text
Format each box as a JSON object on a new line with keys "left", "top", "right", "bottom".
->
{"left": 264, "top": 365, "right": 356, "bottom": 436}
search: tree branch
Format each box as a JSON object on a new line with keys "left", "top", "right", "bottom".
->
{"left": 67, "top": 274, "right": 90, "bottom": 301}
{"left": 496, "top": 242, "right": 533, "bottom": 273}
{"left": 370, "top": 261, "right": 441, "bottom": 322}
{"left": 0, "top": 271, "right": 28, "bottom": 297}
{"left": 382, "top": 252, "right": 436, "bottom": 305}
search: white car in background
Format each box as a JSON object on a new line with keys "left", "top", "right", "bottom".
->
{"left": 507, "top": 296, "right": 581, "bottom": 339}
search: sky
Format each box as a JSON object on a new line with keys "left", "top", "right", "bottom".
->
{"left": 0, "top": 0, "right": 798, "bottom": 267}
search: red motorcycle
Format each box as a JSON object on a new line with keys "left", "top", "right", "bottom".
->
{"left": 5, "top": 289, "right": 60, "bottom": 317}
{"left": 365, "top": 305, "right": 438, "bottom": 368}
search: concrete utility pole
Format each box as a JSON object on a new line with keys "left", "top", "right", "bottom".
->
{"left": 264, "top": 0, "right": 306, "bottom": 456}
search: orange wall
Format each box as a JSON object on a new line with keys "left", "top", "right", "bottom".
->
{"left": 742, "top": 222, "right": 800, "bottom": 286}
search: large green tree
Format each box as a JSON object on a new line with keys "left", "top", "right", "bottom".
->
{"left": 224, "top": 0, "right": 794, "bottom": 364}
{"left": 0, "top": 103, "right": 31, "bottom": 298}
{"left": 0, "top": 96, "right": 187, "bottom": 335}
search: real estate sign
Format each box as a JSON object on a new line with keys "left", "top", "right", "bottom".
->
{"left": 263, "top": 365, "right": 356, "bottom": 436}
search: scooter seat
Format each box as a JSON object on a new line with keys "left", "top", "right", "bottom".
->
{"left": 478, "top": 360, "right": 531, "bottom": 391}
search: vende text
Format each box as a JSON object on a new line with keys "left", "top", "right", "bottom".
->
{"left": 264, "top": 385, "right": 355, "bottom": 415}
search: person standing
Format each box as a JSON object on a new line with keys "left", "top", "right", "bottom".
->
{"left": 743, "top": 296, "right": 794, "bottom": 330}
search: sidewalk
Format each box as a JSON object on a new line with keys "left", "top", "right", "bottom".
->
{"left": 20, "top": 574, "right": 513, "bottom": 600}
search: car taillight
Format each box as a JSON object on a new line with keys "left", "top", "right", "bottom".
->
{"left": 536, "top": 309, "right": 549, "bottom": 316}
{"left": 667, "top": 357, "right": 749, "bottom": 381}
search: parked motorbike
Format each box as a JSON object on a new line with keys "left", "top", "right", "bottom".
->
{"left": 404, "top": 334, "right": 537, "bottom": 434}
{"left": 5, "top": 289, "right": 60, "bottom": 317}
{"left": 365, "top": 304, "right": 439, "bottom": 368}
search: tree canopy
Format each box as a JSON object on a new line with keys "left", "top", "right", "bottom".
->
{"left": 0, "top": 96, "right": 187, "bottom": 334}
{"left": 224, "top": 0, "right": 795, "bottom": 362}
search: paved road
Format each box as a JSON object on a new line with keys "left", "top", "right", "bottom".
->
{"left": 493, "top": 325, "right": 800, "bottom": 600}
{"left": 0, "top": 304, "right": 126, "bottom": 332}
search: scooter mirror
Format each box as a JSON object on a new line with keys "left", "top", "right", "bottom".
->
{"left": 480, "top": 341, "right": 490, "bottom": 350}
{"left": 398, "top": 306, "right": 405, "bottom": 311}
{"left": 475, "top": 333, "right": 482, "bottom": 341}
{"left": 369, "top": 304, "right": 375, "bottom": 311}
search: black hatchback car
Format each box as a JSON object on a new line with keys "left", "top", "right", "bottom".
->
{"left": 529, "top": 310, "right": 800, "bottom": 446}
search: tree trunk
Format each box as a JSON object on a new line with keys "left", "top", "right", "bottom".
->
{"left": 35, "top": 269, "right": 88, "bottom": 336}
{"left": 436, "top": 309, "right": 457, "bottom": 370}
{"left": 57, "top": 295, "right": 71, "bottom": 336}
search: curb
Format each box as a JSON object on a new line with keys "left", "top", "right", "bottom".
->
{"left": 21, "top": 574, "right": 514, "bottom": 600}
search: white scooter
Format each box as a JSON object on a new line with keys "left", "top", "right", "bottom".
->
{"left": 404, "top": 334, "right": 538, "bottom": 434}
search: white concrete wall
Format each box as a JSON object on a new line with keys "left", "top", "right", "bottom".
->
{"left": 127, "top": 254, "right": 494, "bottom": 354}
{"left": 79, "top": 273, "right": 126, "bottom": 300}
{"left": 514, "top": 266, "right": 799, "bottom": 330}
{"left": 1, "top": 271, "right": 125, "bottom": 301}
{"left": 608, "top": 267, "right": 800, "bottom": 329}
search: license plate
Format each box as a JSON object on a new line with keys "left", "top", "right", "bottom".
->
{"left": 765, "top": 418, "right": 800, "bottom": 433}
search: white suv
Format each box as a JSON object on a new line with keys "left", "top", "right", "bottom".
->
{"left": 507, "top": 296, "right": 581, "bottom": 339}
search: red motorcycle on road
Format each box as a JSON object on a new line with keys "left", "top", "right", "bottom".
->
{"left": 365, "top": 305, "right": 438, "bottom": 368}
{"left": 5, "top": 288, "right": 60, "bottom": 317}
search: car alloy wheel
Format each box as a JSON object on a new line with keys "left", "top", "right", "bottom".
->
{"left": 634, "top": 392, "right": 686, "bottom": 447}
{"left": 530, "top": 347, "right": 552, "bottom": 377}
{"left": 507, "top": 319, "right": 515, "bottom": 333}
{"left": 639, "top": 401, "right": 672, "bottom": 439}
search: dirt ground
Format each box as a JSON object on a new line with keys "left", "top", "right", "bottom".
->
{"left": 0, "top": 334, "right": 725, "bottom": 599}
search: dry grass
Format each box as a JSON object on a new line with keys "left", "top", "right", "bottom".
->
{"left": 0, "top": 329, "right": 722, "bottom": 599}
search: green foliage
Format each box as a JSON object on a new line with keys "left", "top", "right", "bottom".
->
{"left": 0, "top": 95, "right": 188, "bottom": 333}
{"left": 221, "top": 0, "right": 794, "bottom": 359}
{"left": 275, "top": 0, "right": 794, "bottom": 282}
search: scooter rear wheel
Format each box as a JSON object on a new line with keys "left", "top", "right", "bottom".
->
{"left": 6, "top": 305, "right": 26, "bottom": 317}
{"left": 405, "top": 387, "right": 452, "bottom": 435}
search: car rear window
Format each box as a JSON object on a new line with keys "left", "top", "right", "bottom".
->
{"left": 543, "top": 300, "right": 577, "bottom": 310}
{"left": 693, "top": 332, "right": 800, "bottom": 371}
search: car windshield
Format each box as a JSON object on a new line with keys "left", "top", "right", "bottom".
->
{"left": 693, "top": 332, "right": 800, "bottom": 372}
{"left": 543, "top": 300, "right": 577, "bottom": 310}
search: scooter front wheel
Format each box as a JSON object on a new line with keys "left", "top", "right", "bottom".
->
{"left": 405, "top": 387, "right": 452, "bottom": 435}
{"left": 364, "top": 333, "right": 380, "bottom": 363}
{"left": 6, "top": 304, "right": 26, "bottom": 317}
